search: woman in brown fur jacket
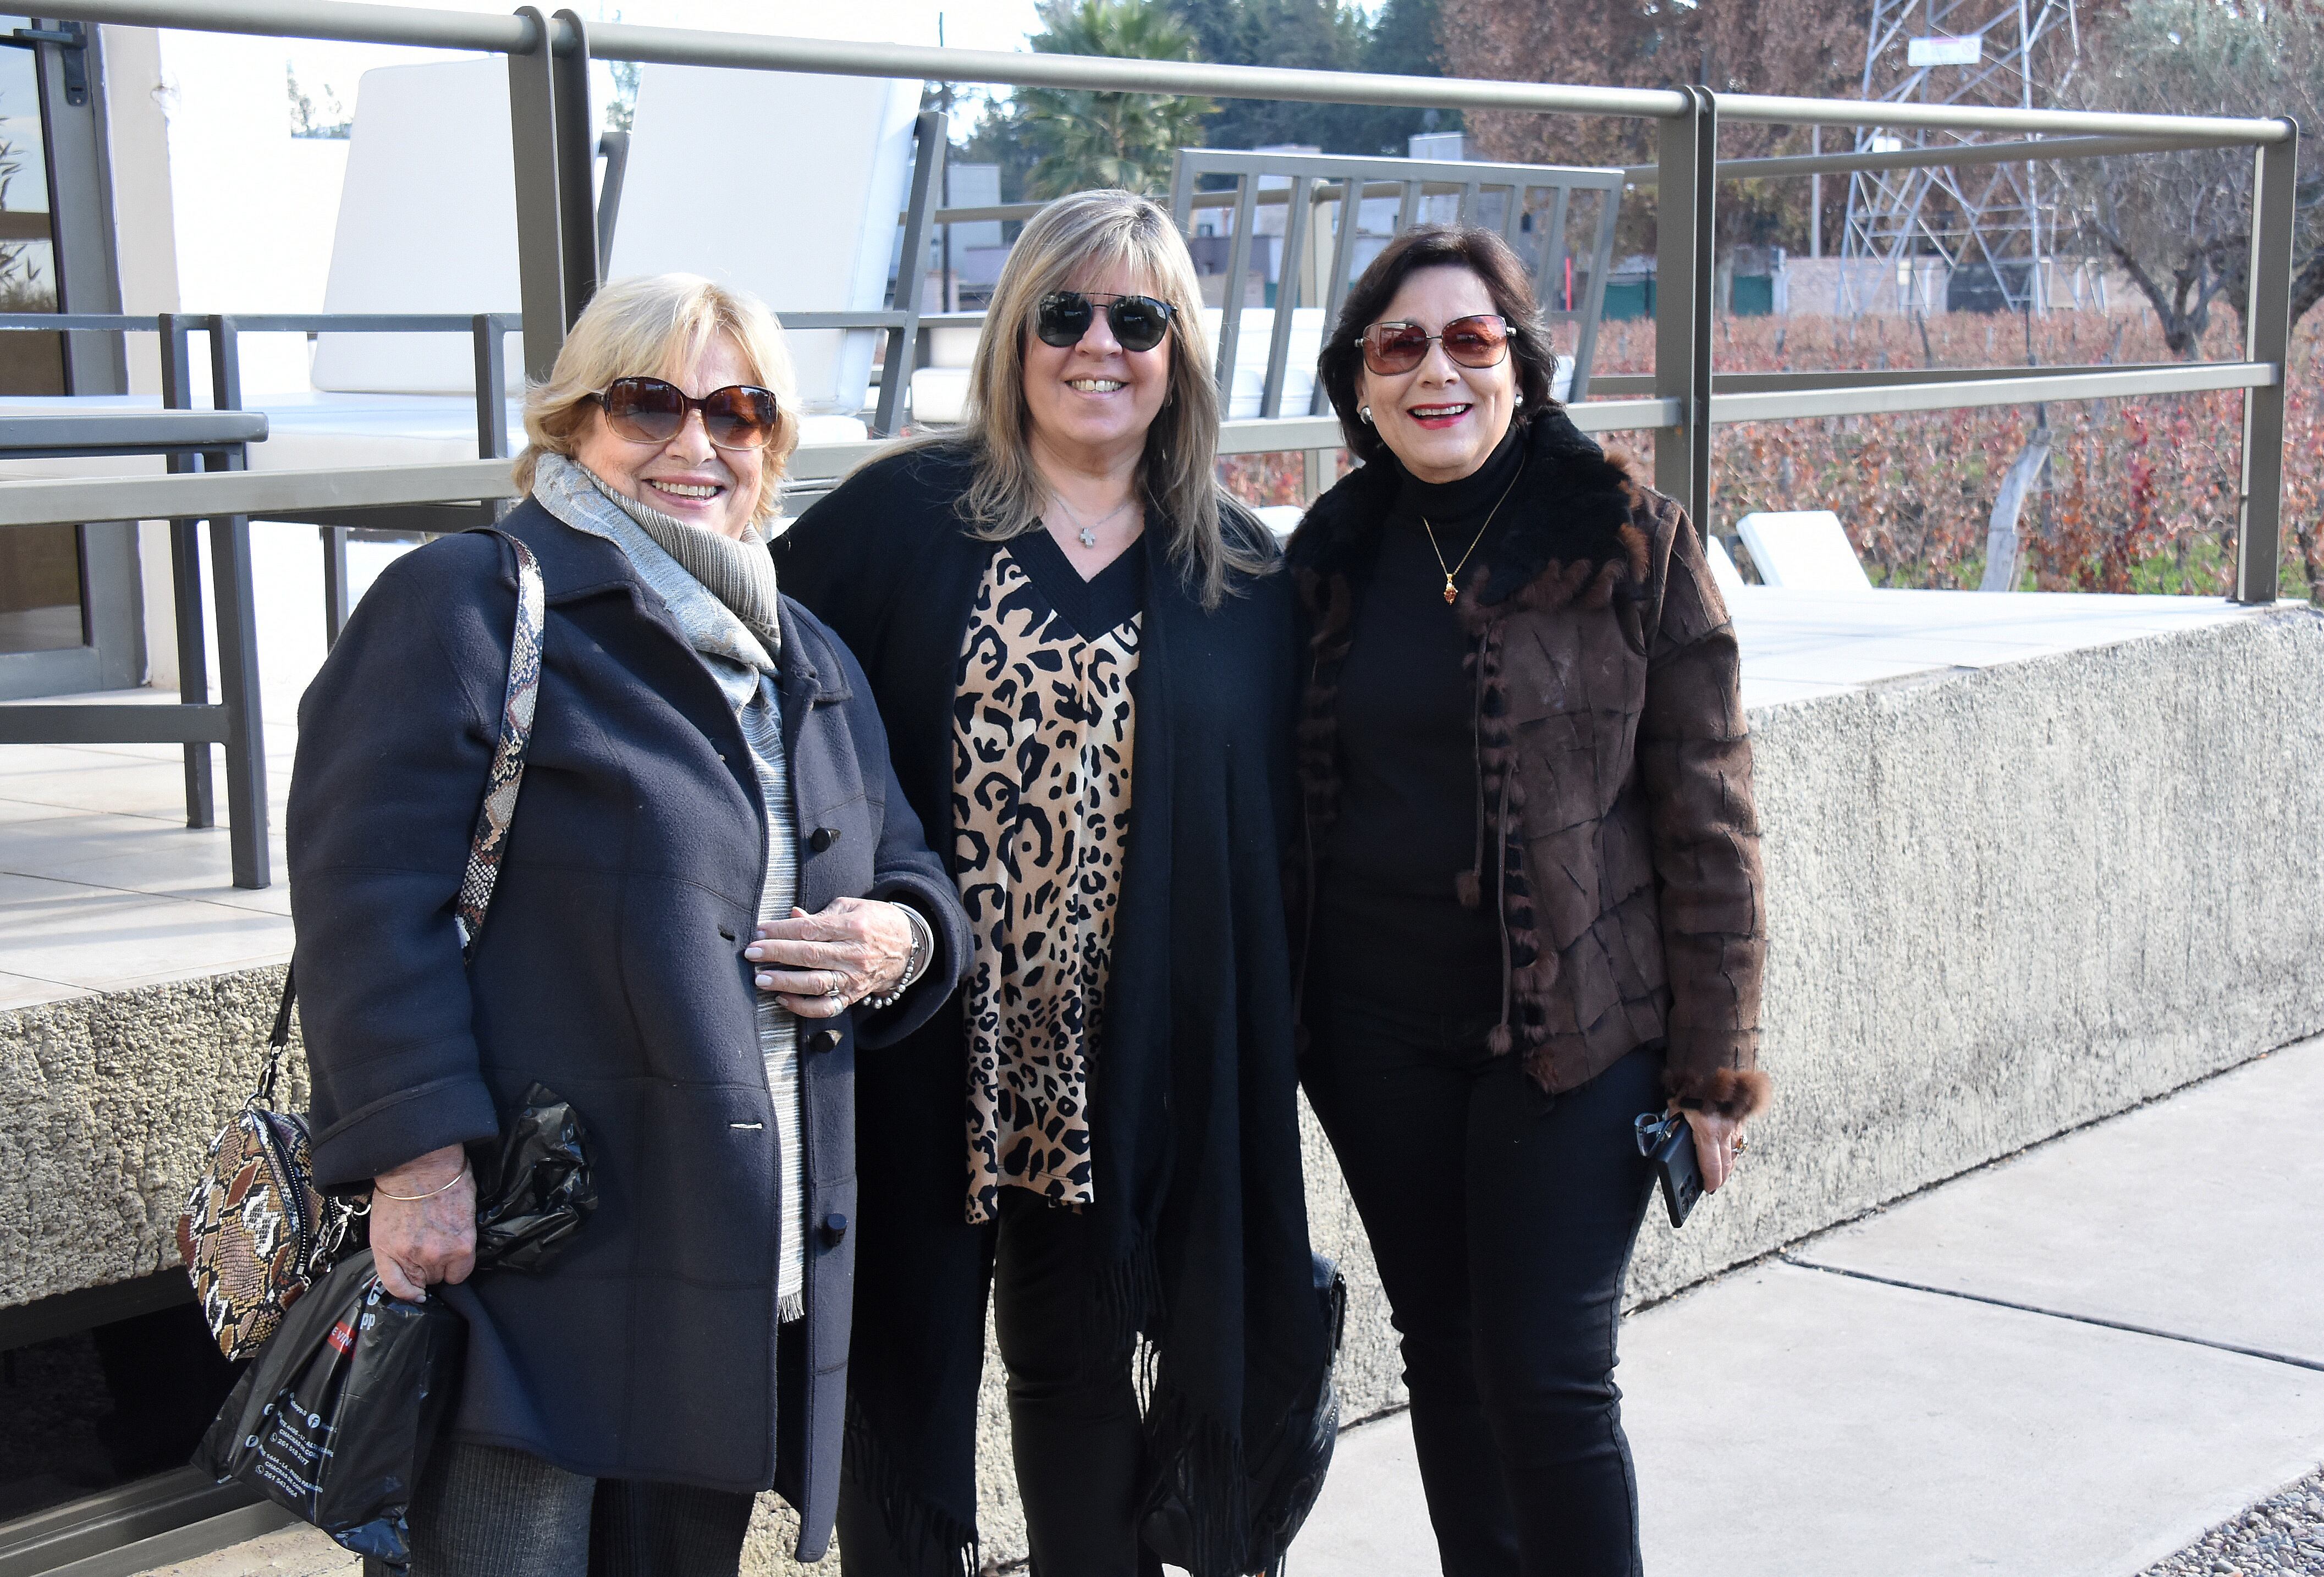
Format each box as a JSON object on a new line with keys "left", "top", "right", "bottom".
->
{"left": 1285, "top": 225, "right": 1770, "bottom": 1576}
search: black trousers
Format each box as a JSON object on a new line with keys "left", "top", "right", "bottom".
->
{"left": 1302, "top": 986, "right": 1661, "bottom": 1577}
{"left": 370, "top": 1439, "right": 755, "bottom": 1577}
{"left": 837, "top": 1187, "right": 1153, "bottom": 1577}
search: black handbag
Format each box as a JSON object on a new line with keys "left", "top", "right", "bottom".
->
{"left": 1143, "top": 1251, "right": 1348, "bottom": 1576}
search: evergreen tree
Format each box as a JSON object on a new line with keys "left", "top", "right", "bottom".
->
{"left": 1169, "top": 0, "right": 1458, "bottom": 156}
{"left": 1008, "top": 0, "right": 1215, "bottom": 198}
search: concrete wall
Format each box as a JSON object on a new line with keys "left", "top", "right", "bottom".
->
{"left": 0, "top": 968, "right": 305, "bottom": 1304}
{"left": 5, "top": 607, "right": 2321, "bottom": 1572}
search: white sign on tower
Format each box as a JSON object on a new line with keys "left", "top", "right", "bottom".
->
{"left": 1907, "top": 35, "right": 1984, "bottom": 65}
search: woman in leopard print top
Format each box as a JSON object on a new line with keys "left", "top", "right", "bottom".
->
{"left": 778, "top": 191, "right": 1329, "bottom": 1577}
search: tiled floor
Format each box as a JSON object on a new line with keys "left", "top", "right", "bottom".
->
{"left": 0, "top": 734, "right": 295, "bottom": 1010}
{"left": 0, "top": 559, "right": 2277, "bottom": 1014}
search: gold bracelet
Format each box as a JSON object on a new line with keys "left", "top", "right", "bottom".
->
{"left": 373, "top": 1164, "right": 469, "bottom": 1202}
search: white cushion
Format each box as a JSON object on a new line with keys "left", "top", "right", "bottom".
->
{"left": 1705, "top": 534, "right": 1749, "bottom": 600}
{"left": 927, "top": 326, "right": 981, "bottom": 370}
{"left": 1201, "top": 307, "right": 1325, "bottom": 420}
{"left": 311, "top": 60, "right": 524, "bottom": 395}
{"left": 910, "top": 367, "right": 970, "bottom": 426}
{"left": 1734, "top": 510, "right": 1872, "bottom": 591}
{"left": 1252, "top": 504, "right": 1305, "bottom": 542}
{"left": 609, "top": 66, "right": 920, "bottom": 416}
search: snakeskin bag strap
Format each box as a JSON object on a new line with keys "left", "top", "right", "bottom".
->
{"left": 179, "top": 532, "right": 545, "bottom": 1361}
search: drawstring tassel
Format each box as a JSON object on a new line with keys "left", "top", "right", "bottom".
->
{"left": 1459, "top": 629, "right": 1488, "bottom": 909}
{"left": 842, "top": 1404, "right": 981, "bottom": 1577}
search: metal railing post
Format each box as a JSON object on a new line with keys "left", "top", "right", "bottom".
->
{"left": 321, "top": 526, "right": 351, "bottom": 646}
{"left": 1215, "top": 175, "right": 1259, "bottom": 391}
{"left": 596, "top": 128, "right": 630, "bottom": 279}
{"left": 508, "top": 6, "right": 597, "bottom": 380}
{"left": 205, "top": 314, "right": 269, "bottom": 889}
{"left": 474, "top": 313, "right": 511, "bottom": 461}
{"left": 2235, "top": 119, "right": 2298, "bottom": 606}
{"left": 550, "top": 10, "right": 599, "bottom": 315}
{"left": 1259, "top": 174, "right": 1314, "bottom": 418}
{"left": 1654, "top": 87, "right": 1716, "bottom": 531}
{"left": 875, "top": 111, "right": 943, "bottom": 437}
{"left": 156, "top": 311, "right": 213, "bottom": 831}
{"left": 1314, "top": 179, "right": 1363, "bottom": 415}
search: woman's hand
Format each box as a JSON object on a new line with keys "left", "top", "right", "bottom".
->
{"left": 370, "top": 1144, "right": 477, "bottom": 1302}
{"left": 748, "top": 898, "right": 915, "bottom": 1018}
{"left": 1682, "top": 1109, "right": 1744, "bottom": 1194}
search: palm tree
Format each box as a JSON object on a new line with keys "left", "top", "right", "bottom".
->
{"left": 1013, "top": 0, "right": 1213, "bottom": 199}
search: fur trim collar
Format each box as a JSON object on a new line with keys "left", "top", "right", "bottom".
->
{"left": 1286, "top": 406, "right": 1639, "bottom": 608}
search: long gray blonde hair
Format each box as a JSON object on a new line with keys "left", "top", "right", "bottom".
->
{"left": 941, "top": 189, "right": 1269, "bottom": 608}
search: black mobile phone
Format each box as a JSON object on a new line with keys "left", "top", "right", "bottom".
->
{"left": 1633, "top": 1111, "right": 1705, "bottom": 1228}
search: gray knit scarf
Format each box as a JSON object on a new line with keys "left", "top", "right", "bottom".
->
{"left": 532, "top": 453, "right": 807, "bottom": 1323}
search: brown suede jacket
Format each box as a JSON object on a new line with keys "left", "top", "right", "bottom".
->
{"left": 1286, "top": 408, "right": 1770, "bottom": 1120}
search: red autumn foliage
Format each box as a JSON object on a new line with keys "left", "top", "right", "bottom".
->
{"left": 1220, "top": 307, "right": 2324, "bottom": 603}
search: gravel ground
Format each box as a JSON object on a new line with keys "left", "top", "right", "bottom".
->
{"left": 2145, "top": 1466, "right": 2324, "bottom": 1576}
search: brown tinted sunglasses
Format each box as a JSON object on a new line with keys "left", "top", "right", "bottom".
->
{"left": 1360, "top": 314, "right": 1513, "bottom": 376}
{"left": 591, "top": 376, "right": 781, "bottom": 451}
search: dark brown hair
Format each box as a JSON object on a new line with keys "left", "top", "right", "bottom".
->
{"left": 1315, "top": 224, "right": 1561, "bottom": 467}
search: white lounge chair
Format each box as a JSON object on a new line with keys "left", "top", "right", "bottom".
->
{"left": 1705, "top": 534, "right": 1749, "bottom": 601}
{"left": 610, "top": 63, "right": 922, "bottom": 442}
{"left": 309, "top": 59, "right": 524, "bottom": 405}
{"left": 1733, "top": 510, "right": 1873, "bottom": 592}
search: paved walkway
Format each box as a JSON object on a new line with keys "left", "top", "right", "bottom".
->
{"left": 127, "top": 1033, "right": 2323, "bottom": 1576}
{"left": 1294, "top": 1033, "right": 2324, "bottom": 1577}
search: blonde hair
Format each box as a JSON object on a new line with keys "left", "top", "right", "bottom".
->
{"left": 938, "top": 189, "right": 1269, "bottom": 608}
{"left": 516, "top": 273, "right": 801, "bottom": 526}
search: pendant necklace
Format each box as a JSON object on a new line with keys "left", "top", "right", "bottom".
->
{"left": 1053, "top": 494, "right": 1136, "bottom": 549}
{"left": 1422, "top": 460, "right": 1527, "bottom": 604}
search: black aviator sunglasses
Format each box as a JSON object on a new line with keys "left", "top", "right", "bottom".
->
{"left": 1033, "top": 291, "right": 1177, "bottom": 354}
{"left": 590, "top": 376, "right": 781, "bottom": 452}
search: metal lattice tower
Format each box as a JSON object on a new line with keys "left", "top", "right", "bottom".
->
{"left": 1839, "top": 0, "right": 2083, "bottom": 316}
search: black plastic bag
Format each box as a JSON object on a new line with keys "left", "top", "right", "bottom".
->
{"left": 196, "top": 1249, "right": 465, "bottom": 1574}
{"left": 471, "top": 1082, "right": 596, "bottom": 1272}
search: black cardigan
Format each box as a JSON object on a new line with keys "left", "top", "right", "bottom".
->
{"left": 776, "top": 445, "right": 1328, "bottom": 1576}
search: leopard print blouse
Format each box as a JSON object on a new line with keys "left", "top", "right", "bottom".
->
{"left": 954, "top": 533, "right": 1143, "bottom": 1223}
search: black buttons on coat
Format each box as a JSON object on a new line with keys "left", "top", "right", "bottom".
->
{"left": 808, "top": 826, "right": 841, "bottom": 852}
{"left": 821, "top": 1212, "right": 849, "bottom": 1245}
{"left": 808, "top": 1028, "right": 842, "bottom": 1054}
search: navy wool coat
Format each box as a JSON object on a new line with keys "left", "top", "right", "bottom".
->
{"left": 288, "top": 500, "right": 966, "bottom": 1558}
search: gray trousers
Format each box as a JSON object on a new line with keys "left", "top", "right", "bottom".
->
{"left": 365, "top": 1440, "right": 756, "bottom": 1577}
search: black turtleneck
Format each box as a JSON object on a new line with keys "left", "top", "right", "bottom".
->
{"left": 1317, "top": 422, "right": 1527, "bottom": 1015}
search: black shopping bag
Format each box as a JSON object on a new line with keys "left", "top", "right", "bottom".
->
{"left": 196, "top": 1249, "right": 465, "bottom": 1573}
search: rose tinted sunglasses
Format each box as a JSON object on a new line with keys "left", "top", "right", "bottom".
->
{"left": 1360, "top": 314, "right": 1513, "bottom": 376}
{"left": 591, "top": 376, "right": 781, "bottom": 452}
{"left": 1033, "top": 290, "right": 1176, "bottom": 353}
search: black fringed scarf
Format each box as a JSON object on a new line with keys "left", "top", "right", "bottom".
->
{"left": 775, "top": 444, "right": 1329, "bottom": 1577}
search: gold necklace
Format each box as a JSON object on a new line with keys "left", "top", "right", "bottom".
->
{"left": 1420, "top": 461, "right": 1526, "bottom": 604}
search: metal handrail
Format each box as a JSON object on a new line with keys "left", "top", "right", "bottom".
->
{"left": 7, "top": 0, "right": 2298, "bottom": 610}
{"left": 33, "top": 0, "right": 2292, "bottom": 144}
{"left": 0, "top": 359, "right": 2267, "bottom": 531}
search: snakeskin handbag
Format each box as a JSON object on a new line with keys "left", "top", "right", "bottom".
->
{"left": 178, "top": 533, "right": 545, "bottom": 1363}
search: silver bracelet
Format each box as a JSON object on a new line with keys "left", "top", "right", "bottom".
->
{"left": 862, "top": 903, "right": 933, "bottom": 1012}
